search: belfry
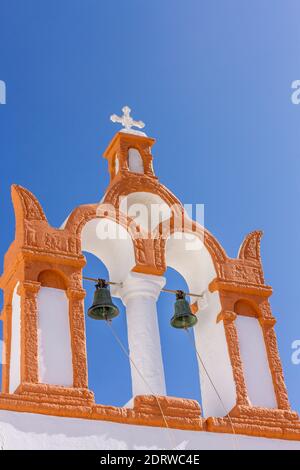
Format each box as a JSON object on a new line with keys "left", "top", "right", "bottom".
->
{"left": 0, "top": 107, "right": 299, "bottom": 449}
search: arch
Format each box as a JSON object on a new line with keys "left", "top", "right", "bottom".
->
{"left": 155, "top": 217, "right": 227, "bottom": 278}
{"left": 38, "top": 270, "right": 67, "bottom": 290}
{"left": 234, "top": 299, "right": 259, "bottom": 318}
{"left": 103, "top": 175, "right": 183, "bottom": 210}
{"left": 82, "top": 253, "right": 131, "bottom": 406}
{"left": 165, "top": 231, "right": 236, "bottom": 418}
{"left": 157, "top": 266, "right": 202, "bottom": 404}
{"left": 81, "top": 217, "right": 136, "bottom": 296}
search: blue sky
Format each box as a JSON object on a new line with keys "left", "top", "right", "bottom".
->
{"left": 0, "top": 1, "right": 300, "bottom": 412}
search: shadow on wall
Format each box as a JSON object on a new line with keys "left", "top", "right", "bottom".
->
{"left": 157, "top": 267, "right": 202, "bottom": 407}
{"left": 83, "top": 252, "right": 132, "bottom": 407}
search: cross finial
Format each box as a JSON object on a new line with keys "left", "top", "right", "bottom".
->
{"left": 110, "top": 106, "right": 146, "bottom": 136}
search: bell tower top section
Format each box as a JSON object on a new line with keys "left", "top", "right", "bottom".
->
{"left": 103, "top": 132, "right": 156, "bottom": 182}
{"left": 104, "top": 106, "right": 156, "bottom": 182}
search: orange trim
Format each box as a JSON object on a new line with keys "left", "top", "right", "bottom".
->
{"left": 0, "top": 132, "right": 298, "bottom": 440}
{"left": 103, "top": 132, "right": 156, "bottom": 181}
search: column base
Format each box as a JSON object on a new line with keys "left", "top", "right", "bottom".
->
{"left": 133, "top": 395, "right": 203, "bottom": 430}
{"left": 15, "top": 382, "right": 95, "bottom": 406}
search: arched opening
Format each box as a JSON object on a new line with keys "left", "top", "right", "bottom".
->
{"left": 81, "top": 218, "right": 135, "bottom": 406}
{"left": 128, "top": 148, "right": 144, "bottom": 174}
{"left": 234, "top": 298, "right": 277, "bottom": 408}
{"left": 83, "top": 253, "right": 131, "bottom": 406}
{"left": 165, "top": 232, "right": 236, "bottom": 417}
{"left": 157, "top": 266, "right": 202, "bottom": 404}
{"left": 36, "top": 269, "right": 72, "bottom": 386}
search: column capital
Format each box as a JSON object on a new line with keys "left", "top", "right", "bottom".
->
{"left": 17, "top": 280, "right": 41, "bottom": 296}
{"left": 67, "top": 288, "right": 86, "bottom": 301}
{"left": 120, "top": 272, "right": 166, "bottom": 306}
{"left": 259, "top": 316, "right": 277, "bottom": 328}
{"left": 217, "top": 310, "right": 237, "bottom": 323}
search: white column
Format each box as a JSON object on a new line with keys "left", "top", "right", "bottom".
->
{"left": 120, "top": 272, "right": 166, "bottom": 397}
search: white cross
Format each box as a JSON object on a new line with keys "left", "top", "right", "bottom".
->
{"left": 110, "top": 106, "right": 146, "bottom": 135}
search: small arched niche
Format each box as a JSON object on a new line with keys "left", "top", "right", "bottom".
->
{"left": 38, "top": 270, "right": 67, "bottom": 290}
{"left": 165, "top": 231, "right": 236, "bottom": 417}
{"left": 234, "top": 298, "right": 277, "bottom": 408}
{"left": 36, "top": 269, "right": 73, "bottom": 387}
{"left": 128, "top": 148, "right": 144, "bottom": 174}
{"left": 234, "top": 299, "right": 258, "bottom": 317}
{"left": 114, "top": 154, "right": 120, "bottom": 176}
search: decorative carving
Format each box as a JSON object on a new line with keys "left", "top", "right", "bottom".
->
{"left": 0, "top": 129, "right": 297, "bottom": 440}
{"left": 12, "top": 185, "right": 47, "bottom": 222}
{"left": 221, "top": 262, "right": 264, "bottom": 285}
{"left": 238, "top": 230, "right": 263, "bottom": 263}
{"left": 25, "top": 227, "right": 37, "bottom": 246}
{"left": 134, "top": 238, "right": 147, "bottom": 265}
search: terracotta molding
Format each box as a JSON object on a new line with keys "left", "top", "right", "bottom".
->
{"left": 0, "top": 160, "right": 295, "bottom": 440}
{"left": 103, "top": 132, "right": 156, "bottom": 181}
{"left": 238, "top": 230, "right": 263, "bottom": 264}
{"left": 217, "top": 310, "right": 250, "bottom": 406}
{"left": 209, "top": 279, "right": 273, "bottom": 298}
{"left": 68, "top": 289, "right": 89, "bottom": 389}
{"left": 259, "top": 316, "right": 277, "bottom": 328}
{"left": 67, "top": 288, "right": 86, "bottom": 301}
{"left": 217, "top": 310, "right": 237, "bottom": 323}
{"left": 0, "top": 392, "right": 298, "bottom": 440}
{"left": 19, "top": 280, "right": 41, "bottom": 384}
{"left": 261, "top": 323, "right": 291, "bottom": 410}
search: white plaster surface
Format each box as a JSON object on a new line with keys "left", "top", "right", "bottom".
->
{"left": 121, "top": 273, "right": 167, "bottom": 397}
{"left": 128, "top": 148, "right": 144, "bottom": 173}
{"left": 235, "top": 315, "right": 277, "bottom": 408}
{"left": 166, "top": 233, "right": 236, "bottom": 417}
{"left": 0, "top": 410, "right": 299, "bottom": 450}
{"left": 37, "top": 287, "right": 73, "bottom": 386}
{"left": 81, "top": 218, "right": 135, "bottom": 294}
{"left": 9, "top": 284, "right": 21, "bottom": 393}
{"left": 119, "top": 191, "right": 171, "bottom": 233}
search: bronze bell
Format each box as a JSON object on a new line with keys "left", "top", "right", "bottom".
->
{"left": 87, "top": 279, "right": 119, "bottom": 321}
{"left": 170, "top": 290, "right": 198, "bottom": 329}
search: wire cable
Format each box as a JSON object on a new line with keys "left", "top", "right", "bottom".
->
{"left": 83, "top": 276, "right": 204, "bottom": 299}
{"left": 185, "top": 328, "right": 238, "bottom": 450}
{"left": 105, "top": 320, "right": 177, "bottom": 450}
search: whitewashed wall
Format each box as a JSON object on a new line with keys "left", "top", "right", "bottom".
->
{"left": 37, "top": 287, "right": 73, "bottom": 386}
{"left": 0, "top": 410, "right": 298, "bottom": 450}
{"left": 235, "top": 315, "right": 277, "bottom": 408}
{"left": 9, "top": 284, "right": 21, "bottom": 393}
{"left": 166, "top": 233, "right": 236, "bottom": 417}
